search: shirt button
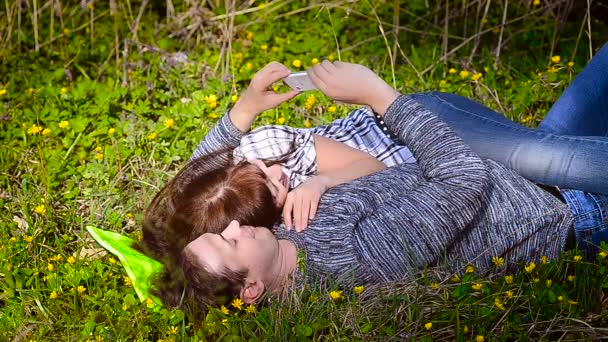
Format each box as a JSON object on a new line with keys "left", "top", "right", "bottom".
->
{"left": 297, "top": 137, "right": 305, "bottom": 144}
{"left": 383, "top": 127, "right": 388, "bottom": 131}
{"left": 380, "top": 120, "right": 384, "bottom": 124}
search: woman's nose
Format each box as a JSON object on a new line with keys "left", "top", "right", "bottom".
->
{"left": 223, "top": 220, "right": 241, "bottom": 238}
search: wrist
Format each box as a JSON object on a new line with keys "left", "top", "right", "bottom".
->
{"left": 370, "top": 86, "right": 400, "bottom": 117}
{"left": 229, "top": 100, "right": 259, "bottom": 132}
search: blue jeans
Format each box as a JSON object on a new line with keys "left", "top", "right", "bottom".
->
{"left": 410, "top": 42, "right": 608, "bottom": 258}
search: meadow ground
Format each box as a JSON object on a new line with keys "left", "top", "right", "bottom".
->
{"left": 1, "top": 0, "right": 608, "bottom": 340}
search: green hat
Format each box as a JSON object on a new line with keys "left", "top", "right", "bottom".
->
{"left": 86, "top": 226, "right": 163, "bottom": 307}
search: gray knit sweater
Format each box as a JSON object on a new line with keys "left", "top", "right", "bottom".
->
{"left": 192, "top": 94, "right": 574, "bottom": 287}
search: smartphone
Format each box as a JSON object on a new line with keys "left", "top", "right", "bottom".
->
{"left": 283, "top": 71, "right": 316, "bottom": 91}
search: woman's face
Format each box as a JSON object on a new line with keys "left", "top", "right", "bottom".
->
{"left": 251, "top": 160, "right": 289, "bottom": 208}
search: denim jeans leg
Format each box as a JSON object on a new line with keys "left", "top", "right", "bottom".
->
{"left": 561, "top": 190, "right": 608, "bottom": 260}
{"left": 410, "top": 91, "right": 608, "bottom": 195}
{"left": 539, "top": 43, "right": 608, "bottom": 136}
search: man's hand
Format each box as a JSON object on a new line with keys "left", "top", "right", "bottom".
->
{"left": 306, "top": 61, "right": 400, "bottom": 116}
{"left": 282, "top": 175, "right": 329, "bottom": 232}
{"left": 230, "top": 62, "right": 300, "bottom": 131}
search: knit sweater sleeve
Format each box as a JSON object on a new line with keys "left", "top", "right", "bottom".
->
{"left": 351, "top": 95, "right": 490, "bottom": 281}
{"left": 190, "top": 111, "right": 246, "bottom": 161}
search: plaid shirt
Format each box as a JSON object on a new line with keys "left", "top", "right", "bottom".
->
{"left": 233, "top": 107, "right": 416, "bottom": 189}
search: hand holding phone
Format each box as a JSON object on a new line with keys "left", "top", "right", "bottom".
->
{"left": 283, "top": 71, "right": 317, "bottom": 91}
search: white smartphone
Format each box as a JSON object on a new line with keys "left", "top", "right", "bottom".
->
{"left": 283, "top": 71, "right": 317, "bottom": 91}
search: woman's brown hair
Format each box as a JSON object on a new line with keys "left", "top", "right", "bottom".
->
{"left": 138, "top": 148, "right": 281, "bottom": 262}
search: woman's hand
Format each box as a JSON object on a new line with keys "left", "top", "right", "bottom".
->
{"left": 282, "top": 175, "right": 329, "bottom": 232}
{"left": 307, "top": 61, "right": 400, "bottom": 116}
{"left": 230, "top": 62, "right": 300, "bottom": 131}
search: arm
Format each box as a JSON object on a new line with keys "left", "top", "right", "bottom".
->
{"left": 283, "top": 135, "right": 386, "bottom": 231}
{"left": 314, "top": 134, "right": 386, "bottom": 188}
{"left": 308, "top": 62, "right": 489, "bottom": 274}
{"left": 190, "top": 62, "right": 299, "bottom": 160}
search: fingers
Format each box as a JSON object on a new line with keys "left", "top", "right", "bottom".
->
{"left": 306, "top": 67, "right": 329, "bottom": 93}
{"left": 253, "top": 62, "right": 291, "bottom": 89}
{"left": 282, "top": 193, "right": 294, "bottom": 230}
{"left": 309, "top": 197, "right": 319, "bottom": 220}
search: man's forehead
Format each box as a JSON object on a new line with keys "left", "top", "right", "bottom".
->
{"left": 187, "top": 233, "right": 225, "bottom": 273}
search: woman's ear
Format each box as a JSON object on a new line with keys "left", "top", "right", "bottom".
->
{"left": 240, "top": 280, "right": 265, "bottom": 304}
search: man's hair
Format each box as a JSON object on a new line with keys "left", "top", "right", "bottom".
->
{"left": 151, "top": 247, "right": 245, "bottom": 319}
{"left": 137, "top": 149, "right": 281, "bottom": 262}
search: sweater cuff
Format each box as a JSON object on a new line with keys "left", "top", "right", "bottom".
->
{"left": 220, "top": 110, "right": 247, "bottom": 143}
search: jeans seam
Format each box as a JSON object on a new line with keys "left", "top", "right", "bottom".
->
{"left": 417, "top": 92, "right": 608, "bottom": 146}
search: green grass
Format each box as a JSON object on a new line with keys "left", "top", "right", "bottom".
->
{"left": 1, "top": 0, "right": 608, "bottom": 340}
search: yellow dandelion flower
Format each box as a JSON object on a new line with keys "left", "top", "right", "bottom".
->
{"left": 0, "top": 89, "right": 7, "bottom": 96}
{"left": 439, "top": 80, "right": 447, "bottom": 87}
{"left": 551, "top": 55, "right": 560, "bottom": 64}
{"left": 459, "top": 70, "right": 470, "bottom": 78}
{"left": 424, "top": 322, "right": 432, "bottom": 330}
{"left": 451, "top": 274, "right": 461, "bottom": 283}
{"left": 168, "top": 326, "right": 178, "bottom": 334}
{"left": 557, "top": 295, "right": 563, "bottom": 302}
{"left": 246, "top": 304, "right": 257, "bottom": 314}
{"left": 328, "top": 105, "right": 337, "bottom": 113}
{"left": 87, "top": 2, "right": 93, "bottom": 10}
{"left": 108, "top": 128, "right": 116, "bottom": 136}
{"left": 568, "top": 61, "right": 574, "bottom": 67}
{"left": 484, "top": 66, "right": 490, "bottom": 72}
{"left": 50, "top": 291, "right": 58, "bottom": 299}
{"left": 430, "top": 282, "right": 439, "bottom": 290}
{"left": 95, "top": 146, "right": 103, "bottom": 152}
{"left": 34, "top": 204, "right": 47, "bottom": 214}
{"left": 77, "top": 285, "right": 86, "bottom": 294}
{"left": 25, "top": 235, "right": 34, "bottom": 243}
{"left": 260, "top": 44, "right": 268, "bottom": 51}
{"left": 60, "top": 87, "right": 68, "bottom": 95}
{"left": 108, "top": 257, "right": 117, "bottom": 265}
{"left": 567, "top": 275, "right": 575, "bottom": 282}
{"left": 598, "top": 251, "right": 607, "bottom": 259}
{"left": 63, "top": 28, "right": 70, "bottom": 35}
{"left": 277, "top": 117, "right": 286, "bottom": 125}
{"left": 220, "top": 305, "right": 230, "bottom": 315}
{"left": 328, "top": 54, "right": 335, "bottom": 62}
{"left": 448, "top": 68, "right": 457, "bottom": 74}
{"left": 47, "top": 263, "right": 55, "bottom": 272}
{"left": 548, "top": 66, "right": 558, "bottom": 73}
{"left": 94, "top": 153, "right": 103, "bottom": 160}
{"left": 231, "top": 94, "right": 239, "bottom": 103}
{"left": 476, "top": 335, "right": 485, "bottom": 342}
{"left": 28, "top": 124, "right": 42, "bottom": 135}
{"left": 464, "top": 326, "right": 469, "bottom": 333}
{"left": 524, "top": 261, "right": 536, "bottom": 273}
{"left": 222, "top": 318, "right": 229, "bottom": 328}
{"left": 59, "top": 121, "right": 70, "bottom": 129}
{"left": 541, "top": 255, "right": 548, "bottom": 264}
{"left": 42, "top": 128, "right": 51, "bottom": 136}
{"left": 231, "top": 298, "right": 244, "bottom": 310}
{"left": 492, "top": 256, "right": 504, "bottom": 267}
{"left": 353, "top": 285, "right": 365, "bottom": 294}
{"left": 9, "top": 237, "right": 16, "bottom": 244}
{"left": 272, "top": 84, "right": 279, "bottom": 92}
{"left": 465, "top": 265, "right": 475, "bottom": 273}
{"left": 573, "top": 255, "right": 583, "bottom": 262}
{"left": 472, "top": 283, "right": 483, "bottom": 291}
{"left": 292, "top": 59, "right": 302, "bottom": 68}
{"left": 329, "top": 290, "right": 343, "bottom": 300}
{"left": 208, "top": 112, "right": 219, "bottom": 119}
{"left": 495, "top": 298, "right": 505, "bottom": 310}
{"left": 546, "top": 279, "right": 552, "bottom": 287}
{"left": 471, "top": 73, "right": 483, "bottom": 81}
{"left": 305, "top": 94, "right": 316, "bottom": 110}
{"left": 67, "top": 256, "right": 76, "bottom": 264}
{"left": 533, "top": 278, "right": 540, "bottom": 283}
{"left": 146, "top": 298, "right": 154, "bottom": 306}
{"left": 304, "top": 120, "right": 312, "bottom": 128}
{"left": 204, "top": 95, "right": 218, "bottom": 109}
{"left": 148, "top": 132, "right": 157, "bottom": 140}
{"left": 122, "top": 304, "right": 129, "bottom": 311}
{"left": 246, "top": 31, "right": 253, "bottom": 40}
{"left": 123, "top": 276, "right": 132, "bottom": 287}
{"left": 505, "top": 290, "right": 513, "bottom": 299}
{"left": 246, "top": 62, "right": 254, "bottom": 71}
{"left": 311, "top": 58, "right": 319, "bottom": 65}
{"left": 568, "top": 300, "right": 578, "bottom": 305}
{"left": 533, "top": 0, "right": 541, "bottom": 5}
{"left": 163, "top": 118, "right": 175, "bottom": 128}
